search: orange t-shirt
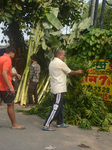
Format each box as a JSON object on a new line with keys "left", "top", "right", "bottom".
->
{"left": 0, "top": 53, "right": 13, "bottom": 91}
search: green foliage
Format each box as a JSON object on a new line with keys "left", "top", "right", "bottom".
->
{"left": 99, "top": 113, "right": 112, "bottom": 132}
{"left": 65, "top": 85, "right": 109, "bottom": 130}
{"left": 46, "top": 11, "right": 63, "bottom": 30}
{"left": 97, "top": 0, "right": 112, "bottom": 30}
{"left": 74, "top": 28, "right": 112, "bottom": 64}
{"left": 0, "top": 0, "right": 85, "bottom": 43}
{"left": 82, "top": 0, "right": 112, "bottom": 30}
{"left": 25, "top": 55, "right": 112, "bottom": 131}
{"left": 78, "top": 119, "right": 92, "bottom": 130}
{"left": 21, "top": 23, "right": 112, "bottom": 130}
{"left": 67, "top": 18, "right": 93, "bottom": 47}
{"left": 105, "top": 102, "right": 112, "bottom": 113}
{"left": 25, "top": 92, "right": 53, "bottom": 118}
{"left": 64, "top": 55, "right": 112, "bottom": 131}
{"left": 27, "top": 79, "right": 112, "bottom": 131}
{"left": 14, "top": 0, "right": 112, "bottom": 130}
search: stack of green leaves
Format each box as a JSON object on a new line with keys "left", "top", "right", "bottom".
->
{"left": 25, "top": 56, "right": 112, "bottom": 131}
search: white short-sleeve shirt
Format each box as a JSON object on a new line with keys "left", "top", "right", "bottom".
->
{"left": 49, "top": 57, "right": 71, "bottom": 94}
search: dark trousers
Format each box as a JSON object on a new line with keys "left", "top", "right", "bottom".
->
{"left": 12, "top": 78, "right": 19, "bottom": 91}
{"left": 28, "top": 81, "right": 38, "bottom": 104}
{"left": 43, "top": 93, "right": 64, "bottom": 127}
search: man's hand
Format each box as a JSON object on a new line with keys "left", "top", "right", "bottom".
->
{"left": 9, "top": 88, "right": 15, "bottom": 94}
{"left": 16, "top": 74, "right": 21, "bottom": 80}
{"left": 69, "top": 70, "right": 83, "bottom": 75}
{"left": 77, "top": 70, "right": 83, "bottom": 74}
{"left": 27, "top": 81, "right": 29, "bottom": 86}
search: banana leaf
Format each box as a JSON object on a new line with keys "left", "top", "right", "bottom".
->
{"left": 68, "top": 18, "right": 93, "bottom": 46}
{"left": 46, "top": 10, "right": 63, "bottom": 30}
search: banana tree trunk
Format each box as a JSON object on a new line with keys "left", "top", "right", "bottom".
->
{"left": 15, "top": 22, "right": 42, "bottom": 105}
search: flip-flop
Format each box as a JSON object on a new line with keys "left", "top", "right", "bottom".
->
{"left": 56, "top": 124, "right": 69, "bottom": 128}
{"left": 11, "top": 125, "right": 25, "bottom": 130}
{"left": 42, "top": 126, "right": 56, "bottom": 131}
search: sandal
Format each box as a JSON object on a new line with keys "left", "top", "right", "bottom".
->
{"left": 56, "top": 123, "right": 69, "bottom": 128}
{"left": 42, "top": 126, "right": 56, "bottom": 131}
{"left": 11, "top": 125, "right": 25, "bottom": 130}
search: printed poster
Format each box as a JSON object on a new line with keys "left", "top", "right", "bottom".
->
{"left": 82, "top": 59, "right": 112, "bottom": 101}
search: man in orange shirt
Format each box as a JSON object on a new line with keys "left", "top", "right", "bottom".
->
{"left": 0, "top": 46, "right": 25, "bottom": 129}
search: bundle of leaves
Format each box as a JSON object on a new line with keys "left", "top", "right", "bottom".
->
{"left": 104, "top": 101, "right": 112, "bottom": 114}
{"left": 64, "top": 55, "right": 112, "bottom": 131}
{"left": 24, "top": 92, "right": 53, "bottom": 118}
{"left": 64, "top": 85, "right": 112, "bottom": 131}
{"left": 25, "top": 56, "right": 112, "bottom": 131}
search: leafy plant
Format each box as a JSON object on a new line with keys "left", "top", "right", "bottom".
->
{"left": 17, "top": 11, "right": 112, "bottom": 131}
{"left": 78, "top": 119, "right": 92, "bottom": 130}
{"left": 99, "top": 113, "right": 112, "bottom": 132}
{"left": 73, "top": 28, "right": 112, "bottom": 64}
{"left": 23, "top": 92, "right": 53, "bottom": 118}
{"left": 24, "top": 55, "right": 112, "bottom": 131}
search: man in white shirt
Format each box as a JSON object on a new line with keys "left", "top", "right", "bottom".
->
{"left": 11, "top": 66, "right": 20, "bottom": 92}
{"left": 42, "top": 49, "right": 82, "bottom": 131}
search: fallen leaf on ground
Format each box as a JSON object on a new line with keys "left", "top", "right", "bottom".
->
{"left": 78, "top": 144, "right": 91, "bottom": 148}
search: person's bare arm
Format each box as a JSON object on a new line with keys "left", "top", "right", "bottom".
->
{"left": 2, "top": 69, "right": 15, "bottom": 93}
{"left": 11, "top": 73, "right": 21, "bottom": 80}
{"left": 69, "top": 70, "right": 83, "bottom": 75}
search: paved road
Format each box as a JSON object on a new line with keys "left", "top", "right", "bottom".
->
{"left": 0, "top": 103, "right": 112, "bottom": 150}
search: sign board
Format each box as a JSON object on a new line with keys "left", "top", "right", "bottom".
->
{"left": 82, "top": 59, "right": 112, "bottom": 101}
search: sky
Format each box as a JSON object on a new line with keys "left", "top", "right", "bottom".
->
{"left": 0, "top": 0, "right": 103, "bottom": 46}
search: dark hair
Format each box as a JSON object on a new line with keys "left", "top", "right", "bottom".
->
{"left": 55, "top": 49, "right": 64, "bottom": 57}
{"left": 30, "top": 54, "right": 37, "bottom": 61}
{"left": 5, "top": 46, "right": 16, "bottom": 54}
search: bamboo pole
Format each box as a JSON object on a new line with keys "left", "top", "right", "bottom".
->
{"left": 15, "top": 22, "right": 43, "bottom": 105}
{"left": 38, "top": 77, "right": 50, "bottom": 104}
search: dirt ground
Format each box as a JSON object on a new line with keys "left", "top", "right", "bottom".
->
{"left": 0, "top": 103, "right": 112, "bottom": 150}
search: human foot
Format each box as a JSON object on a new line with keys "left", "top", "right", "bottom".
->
{"left": 11, "top": 125, "right": 25, "bottom": 130}
{"left": 56, "top": 123, "right": 69, "bottom": 128}
{"left": 42, "top": 126, "right": 56, "bottom": 131}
